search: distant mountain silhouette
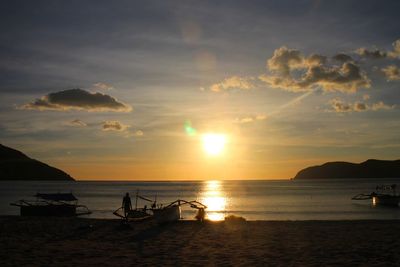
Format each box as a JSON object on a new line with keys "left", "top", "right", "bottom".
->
{"left": 293, "top": 159, "right": 400, "bottom": 179}
{"left": 0, "top": 144, "right": 74, "bottom": 181}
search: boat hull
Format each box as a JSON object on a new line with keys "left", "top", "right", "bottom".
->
{"left": 20, "top": 204, "right": 77, "bottom": 216}
{"left": 153, "top": 205, "right": 181, "bottom": 224}
{"left": 127, "top": 209, "right": 152, "bottom": 220}
{"left": 372, "top": 195, "right": 400, "bottom": 207}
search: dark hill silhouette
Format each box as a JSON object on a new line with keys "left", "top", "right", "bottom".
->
{"left": 0, "top": 144, "right": 74, "bottom": 181}
{"left": 293, "top": 159, "right": 400, "bottom": 179}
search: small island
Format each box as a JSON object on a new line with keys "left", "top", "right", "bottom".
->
{"left": 0, "top": 144, "right": 74, "bottom": 181}
{"left": 293, "top": 159, "right": 400, "bottom": 179}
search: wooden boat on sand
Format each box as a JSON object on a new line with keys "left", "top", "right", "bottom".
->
{"left": 113, "top": 192, "right": 207, "bottom": 223}
{"left": 10, "top": 193, "right": 91, "bottom": 216}
{"left": 152, "top": 199, "right": 207, "bottom": 224}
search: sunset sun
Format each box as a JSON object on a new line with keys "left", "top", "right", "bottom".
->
{"left": 202, "top": 133, "right": 227, "bottom": 156}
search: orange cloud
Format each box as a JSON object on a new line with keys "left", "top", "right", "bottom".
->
{"left": 210, "top": 76, "right": 255, "bottom": 92}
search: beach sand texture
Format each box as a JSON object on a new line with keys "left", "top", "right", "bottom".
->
{"left": 1, "top": 216, "right": 400, "bottom": 266}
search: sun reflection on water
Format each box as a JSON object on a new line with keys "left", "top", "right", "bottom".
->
{"left": 200, "top": 180, "right": 227, "bottom": 221}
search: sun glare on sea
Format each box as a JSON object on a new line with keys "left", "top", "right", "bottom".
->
{"left": 200, "top": 180, "right": 227, "bottom": 221}
{"left": 202, "top": 133, "right": 227, "bottom": 156}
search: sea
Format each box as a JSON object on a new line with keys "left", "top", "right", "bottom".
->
{"left": 1, "top": 179, "right": 400, "bottom": 221}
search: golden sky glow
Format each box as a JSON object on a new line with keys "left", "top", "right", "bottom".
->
{"left": 1, "top": 2, "right": 400, "bottom": 180}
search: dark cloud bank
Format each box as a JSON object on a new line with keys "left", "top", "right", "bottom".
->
{"left": 21, "top": 89, "right": 131, "bottom": 112}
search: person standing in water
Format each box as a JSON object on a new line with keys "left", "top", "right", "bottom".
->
{"left": 122, "top": 192, "right": 132, "bottom": 218}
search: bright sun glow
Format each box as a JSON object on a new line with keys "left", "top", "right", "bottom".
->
{"left": 202, "top": 133, "right": 227, "bottom": 156}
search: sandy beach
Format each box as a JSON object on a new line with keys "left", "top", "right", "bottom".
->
{"left": 1, "top": 216, "right": 400, "bottom": 266}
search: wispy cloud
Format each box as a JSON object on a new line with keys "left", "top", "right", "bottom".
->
{"left": 371, "top": 101, "right": 396, "bottom": 111}
{"left": 135, "top": 130, "right": 144, "bottom": 136}
{"left": 67, "top": 119, "right": 143, "bottom": 137}
{"left": 102, "top": 120, "right": 130, "bottom": 132}
{"left": 234, "top": 114, "right": 267, "bottom": 124}
{"left": 21, "top": 89, "right": 131, "bottom": 112}
{"left": 66, "top": 119, "right": 87, "bottom": 127}
{"left": 210, "top": 76, "right": 255, "bottom": 92}
{"left": 92, "top": 82, "right": 115, "bottom": 91}
{"left": 330, "top": 99, "right": 395, "bottom": 113}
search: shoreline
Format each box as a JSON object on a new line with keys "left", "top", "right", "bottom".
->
{"left": 2, "top": 216, "right": 400, "bottom": 266}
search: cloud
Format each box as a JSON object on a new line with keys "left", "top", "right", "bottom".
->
{"left": 353, "top": 102, "right": 367, "bottom": 112}
{"left": 261, "top": 53, "right": 370, "bottom": 93}
{"left": 21, "top": 89, "right": 131, "bottom": 112}
{"left": 363, "top": 94, "right": 370, "bottom": 100}
{"left": 355, "top": 48, "right": 387, "bottom": 59}
{"left": 267, "top": 46, "right": 304, "bottom": 76}
{"left": 305, "top": 54, "right": 327, "bottom": 66}
{"left": 382, "top": 65, "right": 400, "bottom": 81}
{"left": 298, "top": 62, "right": 370, "bottom": 92}
{"left": 210, "top": 76, "right": 254, "bottom": 92}
{"left": 330, "top": 99, "right": 394, "bottom": 113}
{"left": 330, "top": 99, "right": 352, "bottom": 112}
{"left": 390, "top": 39, "right": 400, "bottom": 58}
{"left": 102, "top": 120, "right": 130, "bottom": 131}
{"left": 135, "top": 130, "right": 144, "bottom": 136}
{"left": 209, "top": 40, "right": 400, "bottom": 94}
{"left": 67, "top": 119, "right": 87, "bottom": 127}
{"left": 259, "top": 46, "right": 370, "bottom": 93}
{"left": 356, "top": 38, "right": 400, "bottom": 59}
{"left": 65, "top": 119, "right": 143, "bottom": 136}
{"left": 92, "top": 82, "right": 114, "bottom": 91}
{"left": 371, "top": 101, "right": 395, "bottom": 111}
{"left": 234, "top": 114, "right": 267, "bottom": 124}
{"left": 333, "top": 53, "right": 353, "bottom": 63}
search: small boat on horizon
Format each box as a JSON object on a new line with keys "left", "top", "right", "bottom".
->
{"left": 352, "top": 184, "right": 400, "bottom": 207}
{"left": 10, "top": 193, "right": 92, "bottom": 216}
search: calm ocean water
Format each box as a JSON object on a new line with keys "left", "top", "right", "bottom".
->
{"left": 1, "top": 179, "right": 400, "bottom": 220}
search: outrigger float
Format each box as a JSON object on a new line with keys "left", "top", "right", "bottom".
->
{"left": 113, "top": 192, "right": 207, "bottom": 223}
{"left": 352, "top": 184, "right": 400, "bottom": 207}
{"left": 10, "top": 193, "right": 91, "bottom": 216}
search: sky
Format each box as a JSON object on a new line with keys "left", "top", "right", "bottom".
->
{"left": 1, "top": 0, "right": 400, "bottom": 180}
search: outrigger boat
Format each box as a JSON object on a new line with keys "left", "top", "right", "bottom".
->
{"left": 113, "top": 191, "right": 207, "bottom": 223}
{"left": 113, "top": 192, "right": 154, "bottom": 221}
{"left": 152, "top": 199, "right": 207, "bottom": 224}
{"left": 10, "top": 193, "right": 91, "bottom": 216}
{"left": 352, "top": 184, "right": 400, "bottom": 207}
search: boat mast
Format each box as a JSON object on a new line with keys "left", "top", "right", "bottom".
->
{"left": 135, "top": 190, "right": 138, "bottom": 210}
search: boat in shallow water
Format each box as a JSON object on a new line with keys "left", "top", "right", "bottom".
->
{"left": 352, "top": 184, "right": 400, "bottom": 207}
{"left": 10, "top": 193, "right": 91, "bottom": 216}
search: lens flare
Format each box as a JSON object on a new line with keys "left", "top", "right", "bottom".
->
{"left": 184, "top": 120, "right": 197, "bottom": 136}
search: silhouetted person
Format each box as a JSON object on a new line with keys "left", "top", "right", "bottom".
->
{"left": 196, "top": 208, "right": 205, "bottom": 222}
{"left": 122, "top": 193, "right": 132, "bottom": 218}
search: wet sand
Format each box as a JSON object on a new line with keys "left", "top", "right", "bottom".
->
{"left": 1, "top": 216, "right": 400, "bottom": 266}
